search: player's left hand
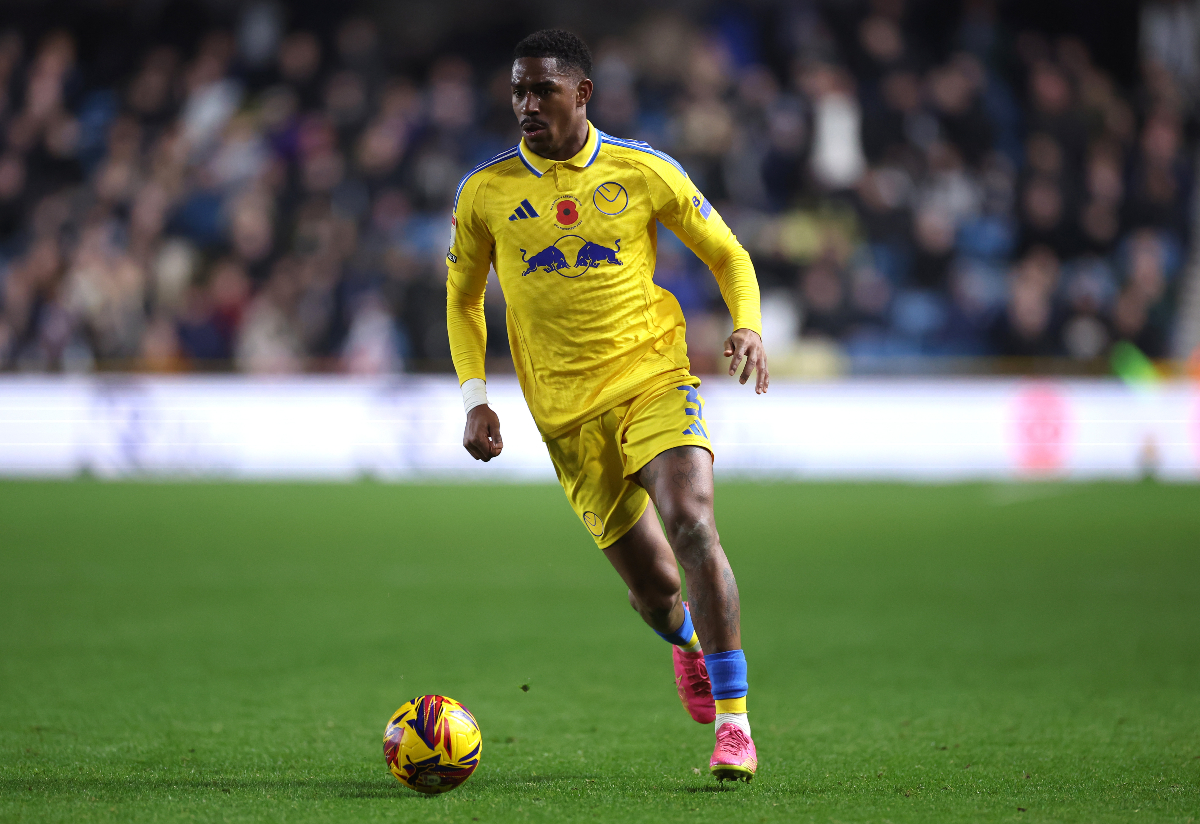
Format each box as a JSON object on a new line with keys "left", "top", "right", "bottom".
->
{"left": 724, "top": 328, "right": 769, "bottom": 394}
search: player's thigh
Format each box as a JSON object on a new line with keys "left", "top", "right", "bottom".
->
{"left": 601, "top": 504, "right": 681, "bottom": 604}
{"left": 637, "top": 445, "right": 717, "bottom": 536}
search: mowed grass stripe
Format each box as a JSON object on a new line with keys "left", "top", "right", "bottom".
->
{"left": 1, "top": 481, "right": 1198, "bottom": 823}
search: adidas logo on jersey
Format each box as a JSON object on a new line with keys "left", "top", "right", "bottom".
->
{"left": 508, "top": 199, "right": 541, "bottom": 221}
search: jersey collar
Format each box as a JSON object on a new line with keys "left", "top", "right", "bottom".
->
{"left": 517, "top": 121, "right": 601, "bottom": 178}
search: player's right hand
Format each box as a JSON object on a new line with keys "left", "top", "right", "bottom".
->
{"left": 463, "top": 405, "right": 503, "bottom": 462}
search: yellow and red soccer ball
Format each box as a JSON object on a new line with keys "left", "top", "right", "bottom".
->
{"left": 383, "top": 695, "right": 482, "bottom": 794}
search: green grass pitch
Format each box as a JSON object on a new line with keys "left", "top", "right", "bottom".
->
{"left": 1, "top": 480, "right": 1198, "bottom": 823}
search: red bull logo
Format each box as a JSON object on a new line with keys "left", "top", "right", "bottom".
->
{"left": 519, "top": 235, "right": 623, "bottom": 278}
{"left": 519, "top": 244, "right": 570, "bottom": 275}
{"left": 576, "top": 239, "right": 622, "bottom": 269}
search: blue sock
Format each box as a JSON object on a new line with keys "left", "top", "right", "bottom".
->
{"left": 705, "top": 649, "right": 748, "bottom": 701}
{"left": 654, "top": 604, "right": 700, "bottom": 651}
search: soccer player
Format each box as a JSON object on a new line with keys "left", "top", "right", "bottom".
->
{"left": 446, "top": 29, "right": 767, "bottom": 782}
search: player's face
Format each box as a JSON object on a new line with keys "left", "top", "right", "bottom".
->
{"left": 511, "top": 57, "right": 592, "bottom": 159}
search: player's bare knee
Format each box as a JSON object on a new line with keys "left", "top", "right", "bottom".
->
{"left": 667, "top": 515, "right": 718, "bottom": 569}
{"left": 629, "top": 578, "right": 679, "bottom": 616}
{"left": 628, "top": 587, "right": 676, "bottom": 618}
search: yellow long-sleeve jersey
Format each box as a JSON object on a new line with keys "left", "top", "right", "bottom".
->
{"left": 446, "top": 121, "right": 762, "bottom": 438}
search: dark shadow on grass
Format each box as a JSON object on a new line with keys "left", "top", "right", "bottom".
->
{"left": 0, "top": 776, "right": 430, "bottom": 801}
{"left": 334, "top": 782, "right": 435, "bottom": 800}
{"left": 2, "top": 772, "right": 608, "bottom": 800}
{"left": 460, "top": 773, "right": 593, "bottom": 788}
{"left": 684, "top": 784, "right": 740, "bottom": 793}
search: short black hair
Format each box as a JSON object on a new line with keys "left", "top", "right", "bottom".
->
{"left": 513, "top": 29, "right": 592, "bottom": 79}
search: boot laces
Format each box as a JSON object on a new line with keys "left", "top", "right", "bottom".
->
{"left": 716, "top": 723, "right": 750, "bottom": 752}
{"left": 679, "top": 653, "right": 709, "bottom": 692}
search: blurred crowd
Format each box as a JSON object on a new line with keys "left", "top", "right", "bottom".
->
{"left": 0, "top": 0, "right": 1195, "bottom": 375}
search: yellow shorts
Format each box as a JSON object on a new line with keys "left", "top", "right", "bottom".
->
{"left": 544, "top": 377, "right": 714, "bottom": 549}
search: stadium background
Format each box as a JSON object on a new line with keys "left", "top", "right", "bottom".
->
{"left": 2, "top": 2, "right": 1199, "bottom": 823}
{"left": 0, "top": 0, "right": 1195, "bottom": 377}
{"left": 0, "top": 0, "right": 1197, "bottom": 479}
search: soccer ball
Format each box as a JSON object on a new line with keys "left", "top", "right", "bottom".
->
{"left": 384, "top": 695, "right": 482, "bottom": 794}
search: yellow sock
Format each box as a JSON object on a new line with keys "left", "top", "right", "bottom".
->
{"left": 681, "top": 630, "right": 702, "bottom": 653}
{"left": 714, "top": 697, "right": 747, "bottom": 714}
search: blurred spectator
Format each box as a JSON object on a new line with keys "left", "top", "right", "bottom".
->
{"left": 0, "top": 3, "right": 1193, "bottom": 376}
{"left": 989, "top": 248, "right": 1062, "bottom": 357}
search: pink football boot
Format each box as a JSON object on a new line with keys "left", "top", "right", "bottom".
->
{"left": 710, "top": 722, "right": 757, "bottom": 782}
{"left": 671, "top": 604, "right": 715, "bottom": 724}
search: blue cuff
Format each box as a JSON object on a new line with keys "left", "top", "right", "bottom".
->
{"left": 704, "top": 649, "right": 748, "bottom": 699}
{"left": 654, "top": 604, "right": 695, "bottom": 646}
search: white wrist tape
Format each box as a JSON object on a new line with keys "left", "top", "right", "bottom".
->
{"left": 461, "top": 378, "right": 488, "bottom": 414}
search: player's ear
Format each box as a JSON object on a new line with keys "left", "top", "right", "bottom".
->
{"left": 576, "top": 77, "right": 593, "bottom": 108}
